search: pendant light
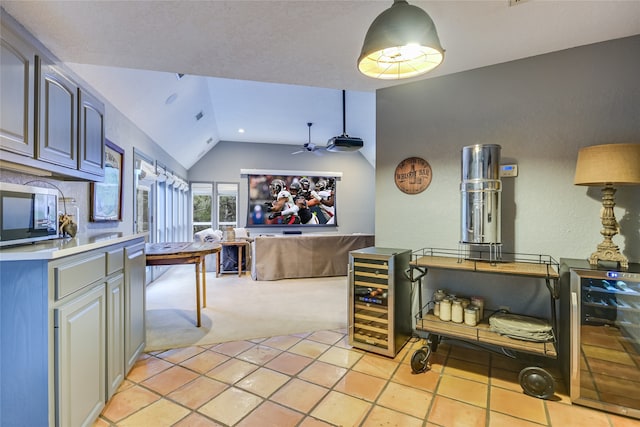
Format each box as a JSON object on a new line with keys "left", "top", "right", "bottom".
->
{"left": 358, "top": 0, "right": 445, "bottom": 80}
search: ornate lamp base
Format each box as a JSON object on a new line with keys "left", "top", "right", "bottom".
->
{"left": 588, "top": 185, "right": 629, "bottom": 270}
{"left": 588, "top": 243, "right": 629, "bottom": 270}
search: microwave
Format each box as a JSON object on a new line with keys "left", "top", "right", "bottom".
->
{"left": 0, "top": 182, "right": 59, "bottom": 247}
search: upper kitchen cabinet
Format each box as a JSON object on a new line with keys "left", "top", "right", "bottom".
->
{"left": 0, "top": 25, "right": 36, "bottom": 157}
{"left": 78, "top": 87, "right": 105, "bottom": 176}
{"left": 37, "top": 57, "right": 79, "bottom": 170}
{"left": 0, "top": 12, "right": 105, "bottom": 181}
{"left": 36, "top": 57, "right": 105, "bottom": 179}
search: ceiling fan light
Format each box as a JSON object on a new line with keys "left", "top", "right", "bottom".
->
{"left": 358, "top": 0, "right": 444, "bottom": 80}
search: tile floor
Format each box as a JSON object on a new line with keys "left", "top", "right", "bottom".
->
{"left": 94, "top": 330, "right": 639, "bottom": 427}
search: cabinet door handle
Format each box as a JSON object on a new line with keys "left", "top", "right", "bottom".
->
{"left": 570, "top": 291, "right": 579, "bottom": 382}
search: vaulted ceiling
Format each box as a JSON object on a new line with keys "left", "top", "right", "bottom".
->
{"left": 3, "top": 1, "right": 639, "bottom": 169}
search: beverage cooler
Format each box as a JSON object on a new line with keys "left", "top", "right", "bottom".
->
{"left": 348, "top": 247, "right": 412, "bottom": 357}
{"left": 560, "top": 259, "right": 640, "bottom": 419}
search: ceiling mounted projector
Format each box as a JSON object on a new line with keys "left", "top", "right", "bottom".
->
{"left": 327, "top": 135, "right": 363, "bottom": 152}
{"left": 327, "top": 90, "right": 363, "bottom": 152}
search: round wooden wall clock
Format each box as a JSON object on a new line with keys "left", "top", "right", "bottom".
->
{"left": 394, "top": 157, "right": 432, "bottom": 194}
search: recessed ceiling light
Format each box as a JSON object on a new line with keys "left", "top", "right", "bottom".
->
{"left": 165, "top": 93, "right": 178, "bottom": 105}
{"left": 238, "top": 128, "right": 245, "bottom": 133}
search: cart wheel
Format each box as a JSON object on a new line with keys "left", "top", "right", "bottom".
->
{"left": 518, "top": 367, "right": 555, "bottom": 399}
{"left": 410, "top": 347, "right": 431, "bottom": 374}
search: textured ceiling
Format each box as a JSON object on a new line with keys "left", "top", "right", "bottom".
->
{"left": 3, "top": 1, "right": 640, "bottom": 169}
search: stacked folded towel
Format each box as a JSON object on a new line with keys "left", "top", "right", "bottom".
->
{"left": 489, "top": 313, "right": 554, "bottom": 342}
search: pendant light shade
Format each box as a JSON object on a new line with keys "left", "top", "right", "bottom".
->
{"left": 358, "top": 0, "right": 444, "bottom": 80}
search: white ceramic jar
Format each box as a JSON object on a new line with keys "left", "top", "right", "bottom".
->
{"left": 433, "top": 301, "right": 440, "bottom": 317}
{"left": 451, "top": 299, "right": 464, "bottom": 323}
{"left": 464, "top": 307, "right": 478, "bottom": 326}
{"left": 439, "top": 298, "right": 452, "bottom": 321}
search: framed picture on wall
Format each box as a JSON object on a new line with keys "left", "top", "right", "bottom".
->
{"left": 90, "top": 139, "right": 124, "bottom": 222}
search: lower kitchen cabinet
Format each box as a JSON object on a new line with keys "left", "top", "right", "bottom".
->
{"left": 107, "top": 273, "right": 125, "bottom": 400}
{"left": 55, "top": 283, "right": 107, "bottom": 427}
{"left": 125, "top": 242, "right": 146, "bottom": 373}
{"left": 0, "top": 236, "right": 145, "bottom": 427}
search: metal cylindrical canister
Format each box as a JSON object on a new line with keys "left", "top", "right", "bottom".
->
{"left": 439, "top": 298, "right": 452, "bottom": 321}
{"left": 451, "top": 300, "right": 464, "bottom": 323}
{"left": 471, "top": 296, "right": 485, "bottom": 321}
{"left": 460, "top": 144, "right": 502, "bottom": 244}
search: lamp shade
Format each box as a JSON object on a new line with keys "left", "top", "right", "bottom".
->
{"left": 574, "top": 143, "right": 640, "bottom": 186}
{"left": 358, "top": 0, "right": 444, "bottom": 80}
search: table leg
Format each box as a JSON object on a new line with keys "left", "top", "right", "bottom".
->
{"left": 201, "top": 255, "right": 207, "bottom": 308}
{"left": 238, "top": 245, "right": 243, "bottom": 277}
{"left": 195, "top": 262, "right": 201, "bottom": 327}
{"left": 216, "top": 251, "right": 220, "bottom": 277}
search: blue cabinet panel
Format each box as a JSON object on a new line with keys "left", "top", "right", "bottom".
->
{"left": 0, "top": 260, "right": 49, "bottom": 426}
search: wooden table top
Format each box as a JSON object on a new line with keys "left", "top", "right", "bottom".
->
{"left": 145, "top": 242, "right": 221, "bottom": 257}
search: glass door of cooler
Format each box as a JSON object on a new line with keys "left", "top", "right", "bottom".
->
{"left": 351, "top": 256, "right": 390, "bottom": 354}
{"left": 570, "top": 268, "right": 640, "bottom": 419}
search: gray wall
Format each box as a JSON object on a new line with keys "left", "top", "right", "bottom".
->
{"left": 375, "top": 35, "right": 640, "bottom": 317}
{"left": 188, "top": 140, "right": 375, "bottom": 235}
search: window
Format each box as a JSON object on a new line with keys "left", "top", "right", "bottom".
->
{"left": 133, "top": 150, "right": 156, "bottom": 237}
{"left": 192, "top": 182, "right": 213, "bottom": 234}
{"left": 156, "top": 164, "right": 189, "bottom": 242}
{"left": 216, "top": 183, "right": 238, "bottom": 228}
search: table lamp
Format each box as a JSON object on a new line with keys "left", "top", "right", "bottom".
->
{"left": 574, "top": 143, "right": 640, "bottom": 269}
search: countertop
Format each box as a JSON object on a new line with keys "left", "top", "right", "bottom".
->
{"left": 0, "top": 232, "right": 147, "bottom": 261}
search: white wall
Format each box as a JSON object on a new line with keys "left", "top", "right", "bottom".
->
{"left": 188, "top": 140, "right": 375, "bottom": 235}
{"left": 375, "top": 35, "right": 640, "bottom": 317}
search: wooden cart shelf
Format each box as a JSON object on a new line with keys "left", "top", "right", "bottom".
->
{"left": 416, "top": 313, "right": 557, "bottom": 358}
{"left": 411, "top": 255, "right": 559, "bottom": 279}
{"left": 408, "top": 248, "right": 560, "bottom": 397}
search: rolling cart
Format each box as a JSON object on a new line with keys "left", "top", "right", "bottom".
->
{"left": 407, "top": 247, "right": 560, "bottom": 399}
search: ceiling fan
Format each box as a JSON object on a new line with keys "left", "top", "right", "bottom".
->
{"left": 292, "top": 122, "right": 324, "bottom": 155}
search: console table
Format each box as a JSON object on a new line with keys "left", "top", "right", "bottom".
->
{"left": 145, "top": 242, "right": 221, "bottom": 326}
{"left": 251, "top": 234, "right": 374, "bottom": 280}
{"left": 217, "top": 239, "right": 252, "bottom": 277}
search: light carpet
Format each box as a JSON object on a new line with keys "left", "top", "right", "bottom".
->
{"left": 145, "top": 265, "right": 348, "bottom": 351}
